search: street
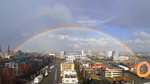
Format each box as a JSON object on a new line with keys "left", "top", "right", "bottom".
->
{"left": 39, "top": 64, "right": 61, "bottom": 84}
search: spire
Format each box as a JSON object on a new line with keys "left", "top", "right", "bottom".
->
{"left": 8, "top": 45, "right": 10, "bottom": 54}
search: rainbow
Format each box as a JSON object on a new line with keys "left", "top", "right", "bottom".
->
{"left": 15, "top": 26, "right": 137, "bottom": 57}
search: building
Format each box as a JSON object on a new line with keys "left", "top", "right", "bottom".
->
{"left": 60, "top": 58, "right": 78, "bottom": 84}
{"left": 81, "top": 50, "right": 86, "bottom": 57}
{"left": 105, "top": 68, "right": 123, "bottom": 78}
{"left": 91, "top": 62, "right": 105, "bottom": 68}
{"left": 16, "top": 50, "right": 22, "bottom": 56}
{"left": 106, "top": 51, "right": 120, "bottom": 61}
{"left": 87, "top": 50, "right": 92, "bottom": 57}
{"left": 60, "top": 62, "right": 75, "bottom": 76}
{"left": 116, "top": 56, "right": 129, "bottom": 62}
{"left": 7, "top": 45, "right": 10, "bottom": 54}
{"left": 5, "top": 62, "right": 22, "bottom": 76}
{"left": 82, "top": 67, "right": 94, "bottom": 79}
{"left": 60, "top": 51, "right": 66, "bottom": 59}
{"left": 60, "top": 62, "right": 75, "bottom": 71}
{"left": 62, "top": 70, "right": 78, "bottom": 84}
{"left": 105, "top": 68, "right": 132, "bottom": 84}
{"left": 113, "top": 51, "right": 119, "bottom": 61}
{"left": 106, "top": 51, "right": 114, "bottom": 59}
{"left": 66, "top": 55, "right": 76, "bottom": 62}
{"left": 0, "top": 68, "right": 15, "bottom": 84}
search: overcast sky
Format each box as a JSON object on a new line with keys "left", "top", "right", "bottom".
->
{"left": 0, "top": 0, "right": 150, "bottom": 52}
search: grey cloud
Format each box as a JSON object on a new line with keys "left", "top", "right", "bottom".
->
{"left": 61, "top": 0, "right": 150, "bottom": 28}
{"left": 0, "top": 1, "right": 79, "bottom": 49}
{"left": 134, "top": 32, "right": 150, "bottom": 38}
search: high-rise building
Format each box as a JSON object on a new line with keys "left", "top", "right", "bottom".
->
{"left": 106, "top": 51, "right": 119, "bottom": 60}
{"left": 87, "top": 50, "right": 92, "bottom": 56}
{"left": 113, "top": 51, "right": 120, "bottom": 61}
{"left": 106, "top": 51, "right": 114, "bottom": 59}
{"left": 60, "top": 51, "right": 66, "bottom": 59}
{"left": 81, "top": 50, "right": 86, "bottom": 56}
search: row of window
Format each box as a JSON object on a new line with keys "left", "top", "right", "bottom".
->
{"left": 63, "top": 79, "right": 77, "bottom": 83}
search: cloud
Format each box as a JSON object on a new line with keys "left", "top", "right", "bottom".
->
{"left": 77, "top": 16, "right": 115, "bottom": 26}
{"left": 107, "top": 0, "right": 150, "bottom": 28}
{"left": 59, "top": 0, "right": 150, "bottom": 28}
{"left": 134, "top": 32, "right": 150, "bottom": 38}
{"left": 124, "top": 31, "right": 150, "bottom": 52}
{"left": 125, "top": 39, "right": 150, "bottom": 52}
{"left": 0, "top": 2, "right": 80, "bottom": 49}
{"left": 22, "top": 33, "right": 31, "bottom": 37}
{"left": 21, "top": 34, "right": 121, "bottom": 51}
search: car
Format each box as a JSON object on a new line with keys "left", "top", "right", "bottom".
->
{"left": 50, "top": 65, "right": 54, "bottom": 69}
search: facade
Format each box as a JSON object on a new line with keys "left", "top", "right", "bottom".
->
{"left": 60, "top": 62, "right": 74, "bottom": 71}
{"left": 106, "top": 51, "right": 121, "bottom": 61}
{"left": 62, "top": 70, "right": 78, "bottom": 84}
{"left": 82, "top": 67, "right": 94, "bottom": 79}
{"left": 105, "top": 68, "right": 123, "bottom": 78}
{"left": 106, "top": 51, "right": 114, "bottom": 59}
{"left": 60, "top": 62, "right": 75, "bottom": 76}
{"left": 81, "top": 50, "right": 86, "bottom": 57}
{"left": 115, "top": 56, "right": 129, "bottom": 61}
{"left": 5, "top": 62, "right": 22, "bottom": 76}
{"left": 60, "top": 51, "right": 66, "bottom": 59}
{"left": 0, "top": 68, "right": 15, "bottom": 84}
{"left": 113, "top": 51, "right": 119, "bottom": 61}
{"left": 66, "top": 56, "right": 76, "bottom": 62}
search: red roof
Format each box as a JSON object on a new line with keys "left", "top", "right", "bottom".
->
{"left": 91, "top": 63, "right": 105, "bottom": 66}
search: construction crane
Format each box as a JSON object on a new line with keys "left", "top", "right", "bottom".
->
{"left": 123, "top": 45, "right": 126, "bottom": 64}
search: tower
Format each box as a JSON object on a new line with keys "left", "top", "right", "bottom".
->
{"left": 8, "top": 45, "right": 10, "bottom": 54}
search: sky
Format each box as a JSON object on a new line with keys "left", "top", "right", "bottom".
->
{"left": 0, "top": 0, "right": 150, "bottom": 52}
